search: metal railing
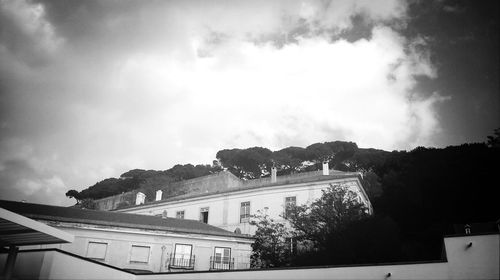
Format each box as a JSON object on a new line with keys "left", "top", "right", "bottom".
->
{"left": 209, "top": 256, "right": 234, "bottom": 270}
{"left": 167, "top": 254, "right": 195, "bottom": 270}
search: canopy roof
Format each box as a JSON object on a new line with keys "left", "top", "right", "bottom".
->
{"left": 0, "top": 207, "right": 74, "bottom": 247}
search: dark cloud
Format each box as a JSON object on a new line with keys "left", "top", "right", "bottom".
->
{"left": 0, "top": 0, "right": 497, "bottom": 206}
{"left": 403, "top": 0, "right": 499, "bottom": 145}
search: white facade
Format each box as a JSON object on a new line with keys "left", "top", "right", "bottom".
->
{"left": 25, "top": 220, "right": 253, "bottom": 272}
{"left": 118, "top": 173, "right": 372, "bottom": 235}
{"left": 3, "top": 233, "right": 498, "bottom": 279}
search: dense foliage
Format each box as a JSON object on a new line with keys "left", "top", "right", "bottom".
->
{"left": 287, "top": 185, "right": 369, "bottom": 249}
{"left": 67, "top": 130, "right": 499, "bottom": 263}
{"left": 250, "top": 184, "right": 402, "bottom": 267}
{"left": 249, "top": 211, "right": 293, "bottom": 268}
{"left": 66, "top": 164, "right": 221, "bottom": 201}
{"left": 216, "top": 141, "right": 359, "bottom": 179}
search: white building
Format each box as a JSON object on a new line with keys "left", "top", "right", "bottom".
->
{"left": 0, "top": 200, "right": 253, "bottom": 273}
{"left": 116, "top": 164, "right": 373, "bottom": 235}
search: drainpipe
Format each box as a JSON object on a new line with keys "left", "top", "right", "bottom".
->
{"left": 160, "top": 245, "right": 166, "bottom": 272}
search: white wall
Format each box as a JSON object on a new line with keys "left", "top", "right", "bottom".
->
{"left": 24, "top": 223, "right": 252, "bottom": 272}
{"left": 2, "top": 234, "right": 498, "bottom": 280}
{"left": 444, "top": 234, "right": 499, "bottom": 279}
{"left": 122, "top": 178, "right": 367, "bottom": 235}
{"left": 134, "top": 234, "right": 499, "bottom": 280}
{"left": 136, "top": 262, "right": 448, "bottom": 280}
{"left": 0, "top": 250, "right": 135, "bottom": 280}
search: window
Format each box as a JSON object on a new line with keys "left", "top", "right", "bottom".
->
{"left": 171, "top": 244, "right": 194, "bottom": 269}
{"left": 284, "top": 196, "right": 296, "bottom": 218}
{"left": 199, "top": 207, "right": 209, "bottom": 224}
{"left": 130, "top": 245, "right": 150, "bottom": 263}
{"left": 240, "top": 201, "right": 250, "bottom": 223}
{"left": 86, "top": 242, "right": 107, "bottom": 260}
{"left": 176, "top": 210, "right": 185, "bottom": 219}
{"left": 212, "top": 247, "right": 231, "bottom": 270}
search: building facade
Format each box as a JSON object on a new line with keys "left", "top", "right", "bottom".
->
{"left": 0, "top": 200, "right": 253, "bottom": 273}
{"left": 116, "top": 164, "right": 372, "bottom": 235}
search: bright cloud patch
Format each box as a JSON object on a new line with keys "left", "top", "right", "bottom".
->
{"left": 0, "top": 0, "right": 445, "bottom": 205}
{"left": 114, "top": 26, "right": 442, "bottom": 151}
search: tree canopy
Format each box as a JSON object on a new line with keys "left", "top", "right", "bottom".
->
{"left": 287, "top": 184, "right": 369, "bottom": 249}
{"left": 70, "top": 164, "right": 221, "bottom": 201}
{"left": 249, "top": 211, "right": 293, "bottom": 268}
{"left": 65, "top": 189, "right": 81, "bottom": 202}
{"left": 249, "top": 184, "right": 402, "bottom": 267}
{"left": 66, "top": 129, "right": 499, "bottom": 263}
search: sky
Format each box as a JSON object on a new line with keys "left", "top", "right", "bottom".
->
{"left": 0, "top": 0, "right": 498, "bottom": 206}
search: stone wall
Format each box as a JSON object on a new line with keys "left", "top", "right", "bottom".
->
{"left": 95, "top": 172, "right": 243, "bottom": 211}
{"left": 95, "top": 191, "right": 137, "bottom": 211}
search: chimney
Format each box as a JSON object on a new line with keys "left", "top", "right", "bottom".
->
{"left": 271, "top": 167, "right": 277, "bottom": 183}
{"left": 322, "top": 161, "right": 329, "bottom": 176}
{"left": 155, "top": 190, "right": 163, "bottom": 201}
{"left": 135, "top": 192, "right": 145, "bottom": 205}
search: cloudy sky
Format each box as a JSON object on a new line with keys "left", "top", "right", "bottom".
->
{"left": 0, "top": 0, "right": 498, "bottom": 206}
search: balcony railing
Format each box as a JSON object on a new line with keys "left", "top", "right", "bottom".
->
{"left": 167, "top": 254, "right": 195, "bottom": 270}
{"left": 209, "top": 256, "right": 234, "bottom": 270}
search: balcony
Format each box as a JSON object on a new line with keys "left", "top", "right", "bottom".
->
{"left": 167, "top": 254, "right": 195, "bottom": 270}
{"left": 209, "top": 256, "right": 234, "bottom": 271}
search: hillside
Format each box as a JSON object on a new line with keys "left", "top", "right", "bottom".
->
{"left": 66, "top": 141, "right": 386, "bottom": 202}
{"left": 66, "top": 132, "right": 500, "bottom": 261}
{"left": 68, "top": 163, "right": 223, "bottom": 202}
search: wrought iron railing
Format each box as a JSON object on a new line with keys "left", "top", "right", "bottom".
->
{"left": 167, "top": 254, "right": 195, "bottom": 270}
{"left": 209, "top": 256, "right": 234, "bottom": 270}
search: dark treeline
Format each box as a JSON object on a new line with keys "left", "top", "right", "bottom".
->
{"left": 361, "top": 143, "right": 498, "bottom": 261}
{"left": 218, "top": 139, "right": 499, "bottom": 261}
{"left": 67, "top": 130, "right": 499, "bottom": 261}
{"left": 71, "top": 164, "right": 222, "bottom": 201}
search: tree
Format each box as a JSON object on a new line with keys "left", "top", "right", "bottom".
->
{"left": 249, "top": 211, "right": 293, "bottom": 268}
{"left": 291, "top": 215, "right": 403, "bottom": 266}
{"left": 216, "top": 147, "right": 273, "bottom": 179}
{"left": 287, "top": 184, "right": 369, "bottom": 250}
{"left": 65, "top": 189, "right": 81, "bottom": 203}
{"left": 249, "top": 184, "right": 370, "bottom": 268}
{"left": 271, "top": 147, "right": 306, "bottom": 175}
{"left": 486, "top": 128, "right": 500, "bottom": 148}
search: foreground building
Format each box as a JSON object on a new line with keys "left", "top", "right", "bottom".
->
{"left": 115, "top": 164, "right": 372, "bottom": 235}
{"left": 0, "top": 200, "right": 253, "bottom": 273}
{"left": 1, "top": 232, "right": 498, "bottom": 280}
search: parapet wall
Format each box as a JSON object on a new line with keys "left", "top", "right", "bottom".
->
{"left": 136, "top": 233, "right": 499, "bottom": 280}
{"left": 167, "top": 171, "right": 242, "bottom": 195}
{"left": 242, "top": 169, "right": 359, "bottom": 188}
{"left": 95, "top": 191, "right": 137, "bottom": 211}
{"left": 95, "top": 172, "right": 243, "bottom": 210}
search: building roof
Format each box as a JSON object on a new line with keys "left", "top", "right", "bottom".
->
{"left": 0, "top": 200, "right": 252, "bottom": 239}
{"left": 117, "top": 170, "right": 366, "bottom": 211}
{"left": 0, "top": 207, "right": 74, "bottom": 246}
{"left": 169, "top": 171, "right": 361, "bottom": 201}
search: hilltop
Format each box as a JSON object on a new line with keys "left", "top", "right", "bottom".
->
{"left": 65, "top": 132, "right": 500, "bottom": 261}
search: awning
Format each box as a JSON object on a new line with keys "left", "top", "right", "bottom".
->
{"left": 0, "top": 207, "right": 74, "bottom": 246}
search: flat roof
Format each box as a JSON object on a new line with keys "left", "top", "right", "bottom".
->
{"left": 117, "top": 171, "right": 364, "bottom": 211}
{"left": 0, "top": 207, "right": 74, "bottom": 246}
